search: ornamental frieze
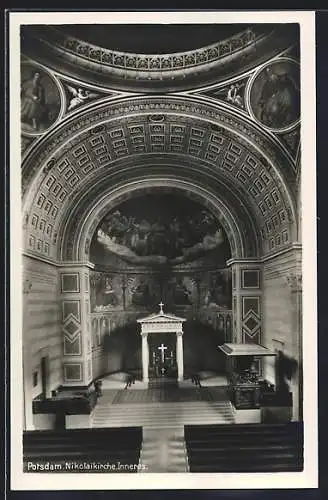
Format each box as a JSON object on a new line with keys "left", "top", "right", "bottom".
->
{"left": 34, "top": 25, "right": 259, "bottom": 73}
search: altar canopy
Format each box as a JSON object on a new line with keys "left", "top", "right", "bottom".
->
{"left": 137, "top": 303, "right": 186, "bottom": 385}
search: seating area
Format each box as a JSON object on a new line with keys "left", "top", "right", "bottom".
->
{"left": 185, "top": 422, "right": 303, "bottom": 472}
{"left": 32, "top": 388, "right": 98, "bottom": 416}
{"left": 23, "top": 427, "right": 143, "bottom": 472}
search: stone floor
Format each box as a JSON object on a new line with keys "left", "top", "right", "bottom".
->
{"left": 139, "top": 426, "right": 189, "bottom": 473}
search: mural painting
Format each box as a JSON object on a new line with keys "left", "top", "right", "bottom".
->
{"left": 126, "top": 275, "right": 161, "bottom": 310}
{"left": 21, "top": 63, "right": 62, "bottom": 134}
{"left": 90, "top": 193, "right": 231, "bottom": 268}
{"left": 248, "top": 58, "right": 300, "bottom": 131}
{"left": 166, "top": 276, "right": 198, "bottom": 307}
{"left": 203, "top": 270, "right": 232, "bottom": 309}
{"left": 89, "top": 194, "right": 232, "bottom": 345}
{"left": 90, "top": 274, "right": 122, "bottom": 312}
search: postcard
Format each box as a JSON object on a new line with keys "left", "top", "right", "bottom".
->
{"left": 9, "top": 9, "right": 317, "bottom": 490}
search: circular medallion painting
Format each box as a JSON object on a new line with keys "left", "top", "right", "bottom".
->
{"left": 247, "top": 58, "right": 300, "bottom": 132}
{"left": 21, "top": 63, "right": 63, "bottom": 136}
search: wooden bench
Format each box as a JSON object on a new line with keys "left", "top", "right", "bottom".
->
{"left": 185, "top": 422, "right": 303, "bottom": 472}
{"left": 23, "top": 427, "right": 143, "bottom": 473}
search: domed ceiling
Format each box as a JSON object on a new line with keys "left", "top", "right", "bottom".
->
{"left": 20, "top": 23, "right": 299, "bottom": 92}
{"left": 21, "top": 23, "right": 300, "bottom": 264}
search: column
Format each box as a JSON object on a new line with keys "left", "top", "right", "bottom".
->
{"left": 141, "top": 332, "right": 149, "bottom": 384}
{"left": 176, "top": 331, "right": 184, "bottom": 382}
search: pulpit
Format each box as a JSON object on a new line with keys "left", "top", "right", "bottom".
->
{"left": 137, "top": 302, "right": 186, "bottom": 386}
{"left": 219, "top": 343, "right": 276, "bottom": 410}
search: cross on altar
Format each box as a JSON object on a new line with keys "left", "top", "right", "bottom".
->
{"left": 158, "top": 343, "right": 167, "bottom": 363}
{"left": 159, "top": 301, "right": 164, "bottom": 314}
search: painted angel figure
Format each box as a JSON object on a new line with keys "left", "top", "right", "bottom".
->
{"left": 226, "top": 84, "right": 244, "bottom": 108}
{"left": 66, "top": 85, "right": 98, "bottom": 111}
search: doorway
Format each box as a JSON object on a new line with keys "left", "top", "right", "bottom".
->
{"left": 148, "top": 333, "right": 177, "bottom": 379}
{"left": 40, "top": 356, "right": 48, "bottom": 399}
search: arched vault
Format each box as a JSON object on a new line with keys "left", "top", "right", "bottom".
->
{"left": 22, "top": 95, "right": 298, "bottom": 262}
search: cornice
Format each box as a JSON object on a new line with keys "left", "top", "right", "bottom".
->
{"left": 227, "top": 243, "right": 302, "bottom": 266}
{"left": 21, "top": 24, "right": 297, "bottom": 92}
{"left": 40, "top": 26, "right": 261, "bottom": 74}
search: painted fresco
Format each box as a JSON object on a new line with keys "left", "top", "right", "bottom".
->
{"left": 90, "top": 273, "right": 123, "bottom": 312}
{"left": 203, "top": 270, "right": 232, "bottom": 309}
{"left": 248, "top": 58, "right": 300, "bottom": 131}
{"left": 125, "top": 275, "right": 161, "bottom": 310}
{"left": 90, "top": 268, "right": 232, "bottom": 313}
{"left": 21, "top": 63, "right": 62, "bottom": 135}
{"left": 166, "top": 276, "right": 198, "bottom": 306}
{"left": 90, "top": 193, "right": 231, "bottom": 268}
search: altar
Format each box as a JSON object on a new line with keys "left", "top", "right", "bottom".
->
{"left": 137, "top": 303, "right": 186, "bottom": 386}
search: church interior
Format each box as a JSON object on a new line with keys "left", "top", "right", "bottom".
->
{"left": 20, "top": 22, "right": 303, "bottom": 473}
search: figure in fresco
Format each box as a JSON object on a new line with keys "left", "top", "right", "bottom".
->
{"left": 93, "top": 195, "right": 231, "bottom": 267}
{"left": 66, "top": 85, "right": 98, "bottom": 111}
{"left": 204, "top": 272, "right": 232, "bottom": 309}
{"left": 21, "top": 72, "right": 47, "bottom": 131}
{"left": 102, "top": 277, "right": 118, "bottom": 307}
{"left": 131, "top": 278, "right": 152, "bottom": 307}
{"left": 226, "top": 83, "right": 244, "bottom": 108}
{"left": 258, "top": 66, "right": 299, "bottom": 128}
{"left": 173, "top": 278, "right": 192, "bottom": 305}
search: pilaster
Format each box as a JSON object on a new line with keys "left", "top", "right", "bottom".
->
{"left": 228, "top": 259, "right": 263, "bottom": 346}
{"left": 60, "top": 264, "right": 93, "bottom": 387}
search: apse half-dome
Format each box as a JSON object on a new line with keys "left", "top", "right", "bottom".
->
{"left": 90, "top": 193, "right": 231, "bottom": 268}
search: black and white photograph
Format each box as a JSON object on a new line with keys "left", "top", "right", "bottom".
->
{"left": 9, "top": 10, "right": 317, "bottom": 491}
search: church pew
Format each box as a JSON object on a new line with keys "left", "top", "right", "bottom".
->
{"left": 184, "top": 422, "right": 300, "bottom": 437}
{"left": 23, "top": 427, "right": 143, "bottom": 472}
{"left": 184, "top": 422, "right": 303, "bottom": 472}
{"left": 24, "top": 428, "right": 141, "bottom": 444}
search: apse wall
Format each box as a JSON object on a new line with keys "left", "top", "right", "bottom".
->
{"left": 89, "top": 193, "right": 233, "bottom": 379}
{"left": 92, "top": 315, "right": 228, "bottom": 380}
{"left": 90, "top": 268, "right": 233, "bottom": 380}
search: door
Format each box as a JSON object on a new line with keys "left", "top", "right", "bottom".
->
{"left": 149, "top": 333, "right": 177, "bottom": 378}
{"left": 40, "top": 356, "right": 48, "bottom": 399}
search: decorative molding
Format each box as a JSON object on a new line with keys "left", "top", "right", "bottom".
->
{"left": 35, "top": 25, "right": 259, "bottom": 74}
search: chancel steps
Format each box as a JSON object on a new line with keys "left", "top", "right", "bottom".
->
{"left": 91, "top": 389, "right": 234, "bottom": 429}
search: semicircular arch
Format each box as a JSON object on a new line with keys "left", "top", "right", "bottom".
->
{"left": 21, "top": 95, "right": 297, "bottom": 262}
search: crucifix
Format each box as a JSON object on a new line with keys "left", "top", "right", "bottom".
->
{"left": 157, "top": 343, "right": 167, "bottom": 364}
{"left": 159, "top": 301, "right": 164, "bottom": 315}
